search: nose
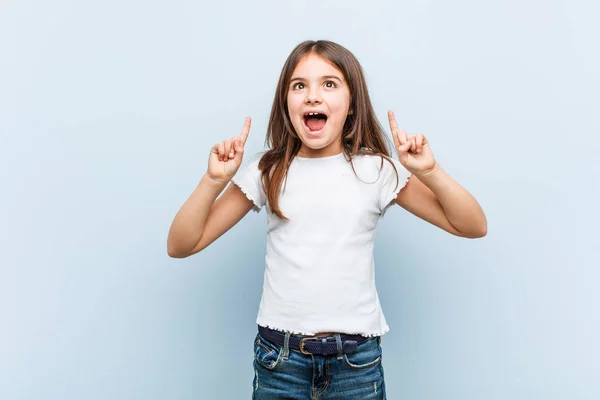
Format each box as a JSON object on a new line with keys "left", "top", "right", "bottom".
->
{"left": 304, "top": 88, "right": 322, "bottom": 104}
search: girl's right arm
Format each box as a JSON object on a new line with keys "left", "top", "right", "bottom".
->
{"left": 167, "top": 117, "right": 254, "bottom": 258}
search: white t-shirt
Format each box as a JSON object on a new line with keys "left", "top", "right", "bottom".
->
{"left": 231, "top": 151, "right": 411, "bottom": 337}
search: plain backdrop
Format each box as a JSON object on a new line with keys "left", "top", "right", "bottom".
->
{"left": 1, "top": 0, "right": 599, "bottom": 399}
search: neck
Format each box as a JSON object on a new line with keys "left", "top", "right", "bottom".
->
{"left": 297, "top": 141, "right": 343, "bottom": 159}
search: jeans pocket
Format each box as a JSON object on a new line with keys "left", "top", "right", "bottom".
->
{"left": 254, "top": 333, "right": 283, "bottom": 370}
{"left": 342, "top": 338, "right": 382, "bottom": 369}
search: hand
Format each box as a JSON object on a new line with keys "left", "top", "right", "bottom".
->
{"left": 388, "top": 110, "right": 437, "bottom": 176}
{"left": 207, "top": 117, "right": 251, "bottom": 183}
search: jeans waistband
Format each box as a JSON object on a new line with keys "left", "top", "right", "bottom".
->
{"left": 258, "top": 325, "right": 372, "bottom": 356}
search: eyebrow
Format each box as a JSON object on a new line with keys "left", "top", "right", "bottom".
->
{"left": 290, "top": 75, "right": 343, "bottom": 83}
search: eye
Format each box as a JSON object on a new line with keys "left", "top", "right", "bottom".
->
{"left": 324, "top": 81, "right": 337, "bottom": 88}
{"left": 292, "top": 82, "right": 305, "bottom": 90}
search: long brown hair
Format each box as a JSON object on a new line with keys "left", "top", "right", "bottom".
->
{"left": 259, "top": 40, "right": 398, "bottom": 220}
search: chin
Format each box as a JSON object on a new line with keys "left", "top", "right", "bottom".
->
{"left": 298, "top": 132, "right": 333, "bottom": 148}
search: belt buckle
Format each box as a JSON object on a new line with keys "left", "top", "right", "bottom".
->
{"left": 299, "top": 336, "right": 320, "bottom": 355}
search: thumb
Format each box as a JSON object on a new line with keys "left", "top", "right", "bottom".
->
{"left": 397, "top": 141, "right": 411, "bottom": 154}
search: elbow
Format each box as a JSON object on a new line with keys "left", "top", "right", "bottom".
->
{"left": 168, "top": 248, "right": 188, "bottom": 258}
{"left": 480, "top": 224, "right": 488, "bottom": 238}
{"left": 463, "top": 222, "right": 487, "bottom": 239}
{"left": 167, "top": 240, "right": 205, "bottom": 258}
{"left": 470, "top": 227, "right": 487, "bottom": 238}
{"left": 167, "top": 242, "right": 193, "bottom": 259}
{"left": 478, "top": 217, "right": 488, "bottom": 237}
{"left": 453, "top": 217, "right": 487, "bottom": 238}
{"left": 465, "top": 213, "right": 488, "bottom": 239}
{"left": 448, "top": 217, "right": 487, "bottom": 239}
{"left": 167, "top": 244, "right": 186, "bottom": 258}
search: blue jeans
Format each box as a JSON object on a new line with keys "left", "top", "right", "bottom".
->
{"left": 252, "top": 331, "right": 386, "bottom": 399}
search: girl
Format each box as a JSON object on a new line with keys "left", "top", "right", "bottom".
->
{"left": 167, "top": 40, "right": 487, "bottom": 400}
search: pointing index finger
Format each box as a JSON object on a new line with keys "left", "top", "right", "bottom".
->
{"left": 388, "top": 110, "right": 407, "bottom": 146}
{"left": 240, "top": 116, "right": 251, "bottom": 146}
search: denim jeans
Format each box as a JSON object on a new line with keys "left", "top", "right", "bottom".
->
{"left": 252, "top": 330, "right": 386, "bottom": 399}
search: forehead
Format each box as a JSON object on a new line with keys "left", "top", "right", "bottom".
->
{"left": 292, "top": 53, "right": 344, "bottom": 79}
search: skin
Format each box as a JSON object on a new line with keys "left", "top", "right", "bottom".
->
{"left": 388, "top": 110, "right": 487, "bottom": 239}
{"left": 167, "top": 54, "right": 487, "bottom": 338}
{"left": 287, "top": 54, "right": 350, "bottom": 158}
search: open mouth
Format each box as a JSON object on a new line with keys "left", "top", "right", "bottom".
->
{"left": 303, "top": 112, "right": 328, "bottom": 135}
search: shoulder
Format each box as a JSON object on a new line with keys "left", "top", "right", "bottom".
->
{"left": 237, "top": 152, "right": 266, "bottom": 174}
{"left": 231, "top": 151, "right": 267, "bottom": 196}
{"left": 248, "top": 151, "right": 266, "bottom": 166}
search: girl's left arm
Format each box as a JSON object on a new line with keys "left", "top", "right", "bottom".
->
{"left": 387, "top": 110, "right": 487, "bottom": 238}
{"left": 395, "top": 167, "right": 487, "bottom": 238}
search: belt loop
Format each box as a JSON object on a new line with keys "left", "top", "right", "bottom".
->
{"left": 335, "top": 334, "right": 343, "bottom": 360}
{"left": 321, "top": 337, "right": 327, "bottom": 356}
{"left": 282, "top": 332, "right": 290, "bottom": 360}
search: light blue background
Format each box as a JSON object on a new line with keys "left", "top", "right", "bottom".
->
{"left": 1, "top": 0, "right": 599, "bottom": 399}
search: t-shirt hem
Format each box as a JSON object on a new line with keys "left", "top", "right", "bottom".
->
{"left": 230, "top": 177, "right": 262, "bottom": 213}
{"left": 381, "top": 172, "right": 412, "bottom": 217}
{"left": 256, "top": 320, "right": 389, "bottom": 338}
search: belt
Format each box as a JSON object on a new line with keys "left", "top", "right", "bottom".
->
{"left": 258, "top": 325, "right": 370, "bottom": 356}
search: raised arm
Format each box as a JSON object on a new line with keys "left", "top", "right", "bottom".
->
{"left": 388, "top": 110, "right": 487, "bottom": 238}
{"left": 167, "top": 117, "right": 255, "bottom": 258}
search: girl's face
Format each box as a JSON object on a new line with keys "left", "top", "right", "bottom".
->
{"left": 287, "top": 54, "right": 351, "bottom": 158}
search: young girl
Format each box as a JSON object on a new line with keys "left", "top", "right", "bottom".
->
{"left": 167, "top": 40, "right": 486, "bottom": 400}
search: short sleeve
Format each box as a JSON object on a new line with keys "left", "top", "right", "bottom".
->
{"left": 378, "top": 156, "right": 412, "bottom": 216}
{"left": 231, "top": 157, "right": 267, "bottom": 213}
